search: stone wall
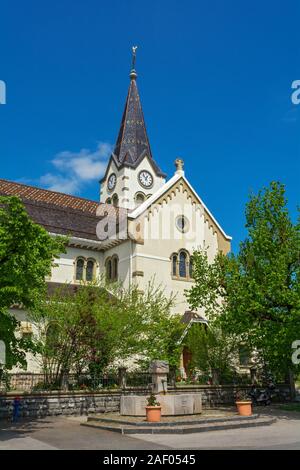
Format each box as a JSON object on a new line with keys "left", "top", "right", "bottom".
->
{"left": 0, "top": 392, "right": 120, "bottom": 419}
{"left": 0, "top": 384, "right": 291, "bottom": 419}
{"left": 169, "top": 384, "right": 291, "bottom": 407}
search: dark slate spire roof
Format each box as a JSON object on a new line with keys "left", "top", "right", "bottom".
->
{"left": 113, "top": 73, "right": 153, "bottom": 165}
{"left": 103, "top": 60, "right": 166, "bottom": 180}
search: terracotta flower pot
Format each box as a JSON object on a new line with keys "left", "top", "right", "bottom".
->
{"left": 145, "top": 406, "right": 162, "bottom": 422}
{"left": 236, "top": 401, "right": 252, "bottom": 416}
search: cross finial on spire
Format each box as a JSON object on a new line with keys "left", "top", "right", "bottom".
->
{"left": 132, "top": 46, "right": 137, "bottom": 69}
{"left": 130, "top": 46, "right": 138, "bottom": 80}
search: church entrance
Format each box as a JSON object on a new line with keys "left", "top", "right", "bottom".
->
{"left": 182, "top": 346, "right": 192, "bottom": 377}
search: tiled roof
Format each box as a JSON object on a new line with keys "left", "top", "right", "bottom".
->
{"left": 47, "top": 282, "right": 80, "bottom": 297}
{"left": 46, "top": 282, "right": 116, "bottom": 299}
{"left": 24, "top": 198, "right": 102, "bottom": 241}
{"left": 0, "top": 179, "right": 99, "bottom": 214}
{"left": 0, "top": 179, "right": 127, "bottom": 242}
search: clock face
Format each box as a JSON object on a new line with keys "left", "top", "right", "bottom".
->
{"left": 107, "top": 173, "right": 116, "bottom": 191}
{"left": 138, "top": 170, "right": 153, "bottom": 188}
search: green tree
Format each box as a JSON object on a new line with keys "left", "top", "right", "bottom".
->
{"left": 186, "top": 182, "right": 300, "bottom": 382}
{"left": 184, "top": 323, "right": 239, "bottom": 384}
{"left": 30, "top": 279, "right": 184, "bottom": 387}
{"left": 0, "top": 196, "right": 66, "bottom": 368}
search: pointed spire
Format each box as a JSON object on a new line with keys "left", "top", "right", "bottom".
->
{"left": 110, "top": 48, "right": 166, "bottom": 178}
{"left": 113, "top": 45, "right": 149, "bottom": 163}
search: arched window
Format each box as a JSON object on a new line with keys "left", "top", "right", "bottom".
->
{"left": 179, "top": 251, "right": 187, "bottom": 278}
{"left": 106, "top": 197, "right": 112, "bottom": 204}
{"left": 105, "top": 255, "right": 118, "bottom": 281}
{"left": 112, "top": 194, "right": 119, "bottom": 207}
{"left": 75, "top": 258, "right": 84, "bottom": 281}
{"left": 112, "top": 256, "right": 118, "bottom": 280}
{"left": 172, "top": 254, "right": 177, "bottom": 277}
{"left": 171, "top": 250, "right": 193, "bottom": 280}
{"left": 106, "top": 259, "right": 112, "bottom": 280}
{"left": 86, "top": 259, "right": 96, "bottom": 282}
{"left": 75, "top": 257, "right": 97, "bottom": 282}
{"left": 135, "top": 192, "right": 145, "bottom": 206}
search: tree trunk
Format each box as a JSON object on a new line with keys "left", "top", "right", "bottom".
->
{"left": 60, "top": 368, "right": 69, "bottom": 391}
{"left": 118, "top": 367, "right": 127, "bottom": 389}
{"left": 169, "top": 365, "right": 177, "bottom": 388}
{"left": 212, "top": 368, "right": 220, "bottom": 385}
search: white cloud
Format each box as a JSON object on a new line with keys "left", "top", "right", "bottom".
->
{"left": 39, "top": 141, "right": 112, "bottom": 195}
{"left": 39, "top": 173, "right": 80, "bottom": 194}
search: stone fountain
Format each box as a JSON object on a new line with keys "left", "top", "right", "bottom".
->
{"left": 120, "top": 360, "right": 202, "bottom": 416}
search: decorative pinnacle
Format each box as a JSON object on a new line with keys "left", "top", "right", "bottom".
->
{"left": 175, "top": 158, "right": 184, "bottom": 173}
{"left": 130, "top": 45, "right": 138, "bottom": 80}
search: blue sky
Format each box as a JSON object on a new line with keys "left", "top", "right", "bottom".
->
{"left": 0, "top": 0, "right": 299, "bottom": 251}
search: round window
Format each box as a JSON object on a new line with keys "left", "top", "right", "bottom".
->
{"left": 176, "top": 215, "right": 189, "bottom": 233}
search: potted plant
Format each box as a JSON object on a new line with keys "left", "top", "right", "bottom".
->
{"left": 145, "top": 393, "right": 161, "bottom": 422}
{"left": 235, "top": 389, "right": 252, "bottom": 416}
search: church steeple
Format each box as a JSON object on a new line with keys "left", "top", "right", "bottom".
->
{"left": 111, "top": 47, "right": 165, "bottom": 176}
{"left": 100, "top": 47, "right": 166, "bottom": 209}
{"left": 113, "top": 71, "right": 152, "bottom": 164}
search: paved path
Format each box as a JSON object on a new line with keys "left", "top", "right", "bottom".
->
{"left": 131, "top": 411, "right": 300, "bottom": 450}
{"left": 0, "top": 416, "right": 169, "bottom": 450}
{"left": 0, "top": 409, "right": 299, "bottom": 450}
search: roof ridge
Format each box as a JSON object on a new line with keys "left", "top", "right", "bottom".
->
{"left": 0, "top": 178, "right": 98, "bottom": 205}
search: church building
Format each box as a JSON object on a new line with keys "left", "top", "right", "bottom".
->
{"left": 0, "top": 53, "right": 231, "bottom": 373}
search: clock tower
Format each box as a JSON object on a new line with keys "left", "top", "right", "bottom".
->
{"left": 100, "top": 48, "right": 166, "bottom": 210}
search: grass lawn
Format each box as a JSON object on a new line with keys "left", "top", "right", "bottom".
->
{"left": 279, "top": 403, "right": 300, "bottom": 412}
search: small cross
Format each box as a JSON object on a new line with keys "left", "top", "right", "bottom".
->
{"left": 132, "top": 46, "right": 138, "bottom": 69}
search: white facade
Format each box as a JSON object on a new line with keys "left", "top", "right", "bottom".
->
{"left": 11, "top": 162, "right": 231, "bottom": 372}
{"left": 8, "top": 68, "right": 232, "bottom": 373}
{"left": 49, "top": 166, "right": 230, "bottom": 303}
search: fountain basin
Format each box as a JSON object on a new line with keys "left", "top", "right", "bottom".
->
{"left": 120, "top": 393, "right": 202, "bottom": 416}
